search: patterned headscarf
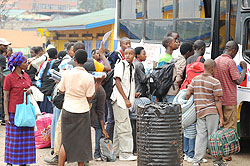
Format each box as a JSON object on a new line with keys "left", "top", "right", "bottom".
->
{"left": 7, "top": 52, "right": 26, "bottom": 72}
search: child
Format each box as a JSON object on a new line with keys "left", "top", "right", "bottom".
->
{"left": 90, "top": 86, "right": 109, "bottom": 160}
{"left": 186, "top": 59, "right": 225, "bottom": 166}
{"left": 110, "top": 48, "right": 137, "bottom": 161}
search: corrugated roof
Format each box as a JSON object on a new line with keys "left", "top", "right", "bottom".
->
{"left": 22, "top": 8, "right": 115, "bottom": 31}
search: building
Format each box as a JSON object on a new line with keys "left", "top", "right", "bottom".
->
{"left": 23, "top": 8, "right": 116, "bottom": 57}
{"left": 5, "top": 0, "right": 78, "bottom": 12}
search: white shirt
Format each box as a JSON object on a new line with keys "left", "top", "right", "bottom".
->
{"left": 111, "top": 60, "right": 135, "bottom": 109}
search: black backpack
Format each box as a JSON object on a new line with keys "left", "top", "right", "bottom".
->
{"left": 102, "top": 61, "right": 125, "bottom": 99}
{"left": 149, "top": 61, "right": 175, "bottom": 101}
{"left": 40, "top": 59, "right": 61, "bottom": 96}
{"left": 107, "top": 51, "right": 123, "bottom": 69}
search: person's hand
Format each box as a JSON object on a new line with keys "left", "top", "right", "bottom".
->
{"left": 135, "top": 92, "right": 141, "bottom": 98}
{"left": 24, "top": 88, "right": 32, "bottom": 95}
{"left": 94, "top": 74, "right": 106, "bottom": 84}
{"left": 5, "top": 114, "right": 10, "bottom": 125}
{"left": 219, "top": 117, "right": 224, "bottom": 128}
{"left": 240, "top": 61, "right": 247, "bottom": 70}
{"left": 125, "top": 98, "right": 132, "bottom": 108}
{"left": 102, "top": 129, "right": 109, "bottom": 139}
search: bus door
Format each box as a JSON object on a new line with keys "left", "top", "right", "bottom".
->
{"left": 211, "top": 0, "right": 237, "bottom": 59}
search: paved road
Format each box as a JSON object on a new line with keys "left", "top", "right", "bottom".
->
{"left": 0, "top": 126, "right": 249, "bottom": 166}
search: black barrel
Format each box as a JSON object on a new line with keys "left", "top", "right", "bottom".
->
{"left": 137, "top": 102, "right": 183, "bottom": 166}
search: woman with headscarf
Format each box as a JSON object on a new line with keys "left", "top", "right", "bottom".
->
{"left": 3, "top": 52, "right": 36, "bottom": 166}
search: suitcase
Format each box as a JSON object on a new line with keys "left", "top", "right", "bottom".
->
{"left": 209, "top": 128, "right": 240, "bottom": 158}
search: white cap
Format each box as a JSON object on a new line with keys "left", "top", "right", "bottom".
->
{"left": 0, "top": 38, "right": 11, "bottom": 45}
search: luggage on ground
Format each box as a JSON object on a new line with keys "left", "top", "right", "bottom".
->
{"left": 209, "top": 128, "right": 240, "bottom": 158}
{"left": 100, "top": 138, "right": 116, "bottom": 162}
{"left": 35, "top": 112, "right": 53, "bottom": 149}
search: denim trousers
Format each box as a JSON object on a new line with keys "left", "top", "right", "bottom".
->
{"left": 183, "top": 136, "right": 195, "bottom": 158}
{"left": 94, "top": 122, "right": 102, "bottom": 159}
{"left": 51, "top": 106, "right": 61, "bottom": 148}
{"left": 105, "top": 99, "right": 114, "bottom": 142}
{"left": 162, "top": 95, "right": 176, "bottom": 103}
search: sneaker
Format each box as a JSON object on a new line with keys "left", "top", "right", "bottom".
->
{"left": 119, "top": 155, "right": 137, "bottom": 161}
{"left": 222, "top": 156, "right": 232, "bottom": 161}
{"left": 202, "top": 158, "right": 208, "bottom": 163}
{"left": 1, "top": 120, "right": 5, "bottom": 126}
{"left": 44, "top": 155, "right": 58, "bottom": 165}
{"left": 184, "top": 154, "right": 188, "bottom": 161}
{"left": 187, "top": 157, "right": 193, "bottom": 163}
{"left": 193, "top": 163, "right": 201, "bottom": 166}
{"left": 95, "top": 157, "right": 101, "bottom": 161}
{"left": 213, "top": 161, "right": 228, "bottom": 166}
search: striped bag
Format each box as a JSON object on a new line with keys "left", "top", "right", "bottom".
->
{"left": 209, "top": 128, "right": 240, "bottom": 158}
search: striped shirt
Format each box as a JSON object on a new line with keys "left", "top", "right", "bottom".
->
{"left": 214, "top": 54, "right": 240, "bottom": 106}
{"left": 184, "top": 123, "right": 197, "bottom": 139}
{"left": 187, "top": 73, "right": 223, "bottom": 118}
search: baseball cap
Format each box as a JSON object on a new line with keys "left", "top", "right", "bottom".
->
{"left": 0, "top": 38, "right": 11, "bottom": 45}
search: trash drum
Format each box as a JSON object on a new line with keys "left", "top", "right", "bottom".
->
{"left": 137, "top": 102, "right": 183, "bottom": 166}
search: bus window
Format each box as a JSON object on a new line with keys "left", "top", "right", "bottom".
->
{"left": 119, "top": 20, "right": 143, "bottom": 40}
{"left": 247, "top": 21, "right": 250, "bottom": 50}
{"left": 243, "top": 0, "right": 250, "bottom": 8}
{"left": 176, "top": 20, "right": 211, "bottom": 44}
{"left": 177, "top": 0, "right": 211, "bottom": 18}
{"left": 145, "top": 21, "right": 173, "bottom": 40}
{"left": 146, "top": 0, "right": 173, "bottom": 19}
{"left": 121, "top": 0, "right": 142, "bottom": 19}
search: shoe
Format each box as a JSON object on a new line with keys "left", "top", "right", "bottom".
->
{"left": 95, "top": 157, "right": 101, "bottom": 161}
{"left": 214, "top": 161, "right": 228, "bottom": 166}
{"left": 222, "top": 156, "right": 232, "bottom": 161}
{"left": 187, "top": 157, "right": 193, "bottom": 163}
{"left": 44, "top": 155, "right": 58, "bottom": 165}
{"left": 119, "top": 155, "right": 137, "bottom": 161}
{"left": 184, "top": 154, "right": 188, "bottom": 161}
{"left": 202, "top": 158, "right": 208, "bottom": 163}
{"left": 1, "top": 120, "right": 5, "bottom": 126}
{"left": 193, "top": 163, "right": 201, "bottom": 166}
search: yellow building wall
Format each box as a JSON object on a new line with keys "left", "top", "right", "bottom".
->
{"left": 47, "top": 24, "right": 114, "bottom": 53}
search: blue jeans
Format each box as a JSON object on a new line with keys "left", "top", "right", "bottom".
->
{"left": 183, "top": 136, "right": 195, "bottom": 158}
{"left": 94, "top": 122, "right": 102, "bottom": 159}
{"left": 105, "top": 99, "right": 114, "bottom": 142}
{"left": 51, "top": 106, "right": 61, "bottom": 148}
{"left": 163, "top": 95, "right": 175, "bottom": 103}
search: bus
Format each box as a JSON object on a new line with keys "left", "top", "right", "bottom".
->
{"left": 114, "top": 0, "right": 250, "bottom": 138}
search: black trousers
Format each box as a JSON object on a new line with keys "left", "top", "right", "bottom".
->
{"left": 130, "top": 119, "right": 137, "bottom": 153}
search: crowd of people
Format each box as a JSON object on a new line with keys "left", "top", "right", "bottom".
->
{"left": 0, "top": 30, "right": 247, "bottom": 166}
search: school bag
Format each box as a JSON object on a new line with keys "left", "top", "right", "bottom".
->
{"left": 209, "top": 128, "right": 240, "bottom": 158}
{"left": 100, "top": 138, "right": 116, "bottom": 162}
{"left": 149, "top": 61, "right": 175, "bottom": 100}
{"left": 40, "top": 59, "right": 61, "bottom": 96}
{"left": 180, "top": 56, "right": 204, "bottom": 90}
{"left": 107, "top": 50, "right": 123, "bottom": 69}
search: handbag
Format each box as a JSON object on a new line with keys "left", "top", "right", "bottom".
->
{"left": 52, "top": 91, "right": 64, "bottom": 109}
{"left": 14, "top": 92, "right": 36, "bottom": 127}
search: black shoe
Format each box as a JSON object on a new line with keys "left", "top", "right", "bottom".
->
{"left": 1, "top": 120, "right": 5, "bottom": 126}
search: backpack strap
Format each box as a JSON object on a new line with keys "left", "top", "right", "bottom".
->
{"left": 196, "top": 56, "right": 203, "bottom": 62}
{"left": 47, "top": 60, "right": 56, "bottom": 76}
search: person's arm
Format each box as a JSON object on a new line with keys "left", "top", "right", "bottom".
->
{"left": 234, "top": 61, "right": 247, "bottom": 85}
{"left": 175, "top": 58, "right": 186, "bottom": 85}
{"left": 215, "top": 96, "right": 224, "bottom": 127}
{"left": 100, "top": 119, "right": 109, "bottom": 139}
{"left": 99, "top": 42, "right": 111, "bottom": 72}
{"left": 136, "top": 63, "right": 148, "bottom": 84}
{"left": 115, "top": 77, "right": 131, "bottom": 108}
{"left": 3, "top": 90, "right": 10, "bottom": 125}
{"left": 87, "top": 76, "right": 105, "bottom": 102}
